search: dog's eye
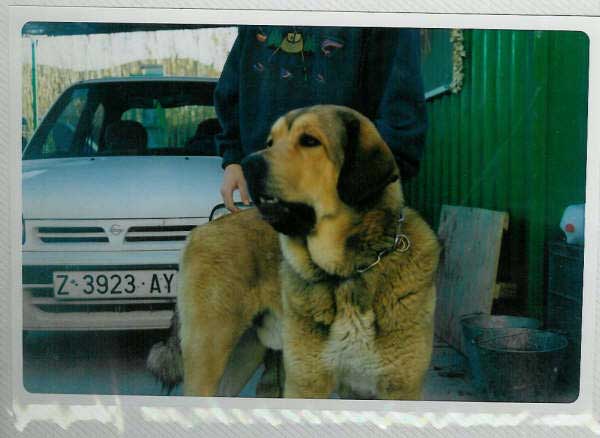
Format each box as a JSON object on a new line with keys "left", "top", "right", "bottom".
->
{"left": 266, "top": 138, "right": 273, "bottom": 148}
{"left": 299, "top": 134, "right": 321, "bottom": 147}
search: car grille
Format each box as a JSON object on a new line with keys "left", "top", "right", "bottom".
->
{"left": 25, "top": 286, "right": 175, "bottom": 313}
{"left": 37, "top": 226, "right": 109, "bottom": 243}
{"left": 36, "top": 301, "right": 175, "bottom": 313}
{"left": 25, "top": 218, "right": 207, "bottom": 250}
{"left": 124, "top": 225, "right": 196, "bottom": 242}
{"left": 25, "top": 285, "right": 176, "bottom": 313}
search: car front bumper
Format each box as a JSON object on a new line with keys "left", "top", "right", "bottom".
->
{"left": 22, "top": 249, "right": 180, "bottom": 331}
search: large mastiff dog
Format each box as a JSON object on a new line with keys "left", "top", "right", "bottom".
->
{"left": 148, "top": 105, "right": 440, "bottom": 399}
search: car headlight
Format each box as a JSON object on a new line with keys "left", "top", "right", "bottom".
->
{"left": 209, "top": 202, "right": 254, "bottom": 221}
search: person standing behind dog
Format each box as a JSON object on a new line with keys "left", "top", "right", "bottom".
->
{"left": 216, "top": 25, "right": 427, "bottom": 211}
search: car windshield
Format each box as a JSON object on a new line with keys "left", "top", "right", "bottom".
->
{"left": 23, "top": 79, "right": 220, "bottom": 159}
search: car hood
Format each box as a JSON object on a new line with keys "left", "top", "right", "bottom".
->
{"left": 22, "top": 156, "right": 225, "bottom": 219}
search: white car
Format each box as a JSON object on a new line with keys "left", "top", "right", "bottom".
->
{"left": 22, "top": 76, "right": 236, "bottom": 331}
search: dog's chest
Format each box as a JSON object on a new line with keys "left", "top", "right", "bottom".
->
{"left": 322, "top": 283, "right": 381, "bottom": 396}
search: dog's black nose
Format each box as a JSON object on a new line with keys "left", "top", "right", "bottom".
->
{"left": 241, "top": 153, "right": 268, "bottom": 201}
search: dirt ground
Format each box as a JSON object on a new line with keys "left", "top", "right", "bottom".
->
{"left": 22, "top": 330, "right": 478, "bottom": 400}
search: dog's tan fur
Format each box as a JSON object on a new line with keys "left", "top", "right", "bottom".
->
{"left": 178, "top": 105, "right": 440, "bottom": 399}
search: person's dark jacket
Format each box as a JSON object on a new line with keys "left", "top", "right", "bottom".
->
{"left": 215, "top": 26, "right": 427, "bottom": 180}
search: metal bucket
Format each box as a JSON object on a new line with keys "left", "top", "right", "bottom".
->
{"left": 460, "top": 314, "right": 541, "bottom": 393}
{"left": 475, "top": 328, "right": 568, "bottom": 402}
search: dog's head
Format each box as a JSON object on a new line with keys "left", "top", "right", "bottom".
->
{"left": 241, "top": 105, "right": 401, "bottom": 236}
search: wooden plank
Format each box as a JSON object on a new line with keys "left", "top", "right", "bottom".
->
{"left": 434, "top": 205, "right": 509, "bottom": 353}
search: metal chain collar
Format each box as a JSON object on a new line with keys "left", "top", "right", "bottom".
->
{"left": 356, "top": 211, "right": 411, "bottom": 274}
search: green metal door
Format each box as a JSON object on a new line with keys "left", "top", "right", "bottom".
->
{"left": 405, "top": 29, "right": 589, "bottom": 318}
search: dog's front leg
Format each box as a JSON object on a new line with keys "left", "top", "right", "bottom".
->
{"left": 281, "top": 315, "right": 335, "bottom": 399}
{"left": 374, "top": 322, "right": 434, "bottom": 401}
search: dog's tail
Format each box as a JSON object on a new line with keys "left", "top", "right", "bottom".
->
{"left": 146, "top": 310, "right": 183, "bottom": 394}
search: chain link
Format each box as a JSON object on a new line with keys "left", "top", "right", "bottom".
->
{"left": 355, "top": 212, "right": 411, "bottom": 274}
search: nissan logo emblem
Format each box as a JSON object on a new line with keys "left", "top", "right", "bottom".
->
{"left": 110, "top": 224, "right": 123, "bottom": 235}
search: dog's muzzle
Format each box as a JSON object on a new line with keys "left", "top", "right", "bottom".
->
{"left": 241, "top": 153, "right": 316, "bottom": 237}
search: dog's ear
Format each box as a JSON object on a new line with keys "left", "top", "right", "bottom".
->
{"left": 336, "top": 111, "right": 399, "bottom": 207}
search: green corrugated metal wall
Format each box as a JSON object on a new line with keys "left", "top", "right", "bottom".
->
{"left": 404, "top": 30, "right": 589, "bottom": 319}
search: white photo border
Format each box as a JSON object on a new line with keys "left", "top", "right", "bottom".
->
{"left": 3, "top": 4, "right": 600, "bottom": 437}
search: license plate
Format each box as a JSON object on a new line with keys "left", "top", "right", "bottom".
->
{"left": 53, "top": 270, "right": 177, "bottom": 300}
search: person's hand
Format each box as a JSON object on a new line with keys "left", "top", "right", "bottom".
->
{"left": 220, "top": 164, "right": 251, "bottom": 212}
